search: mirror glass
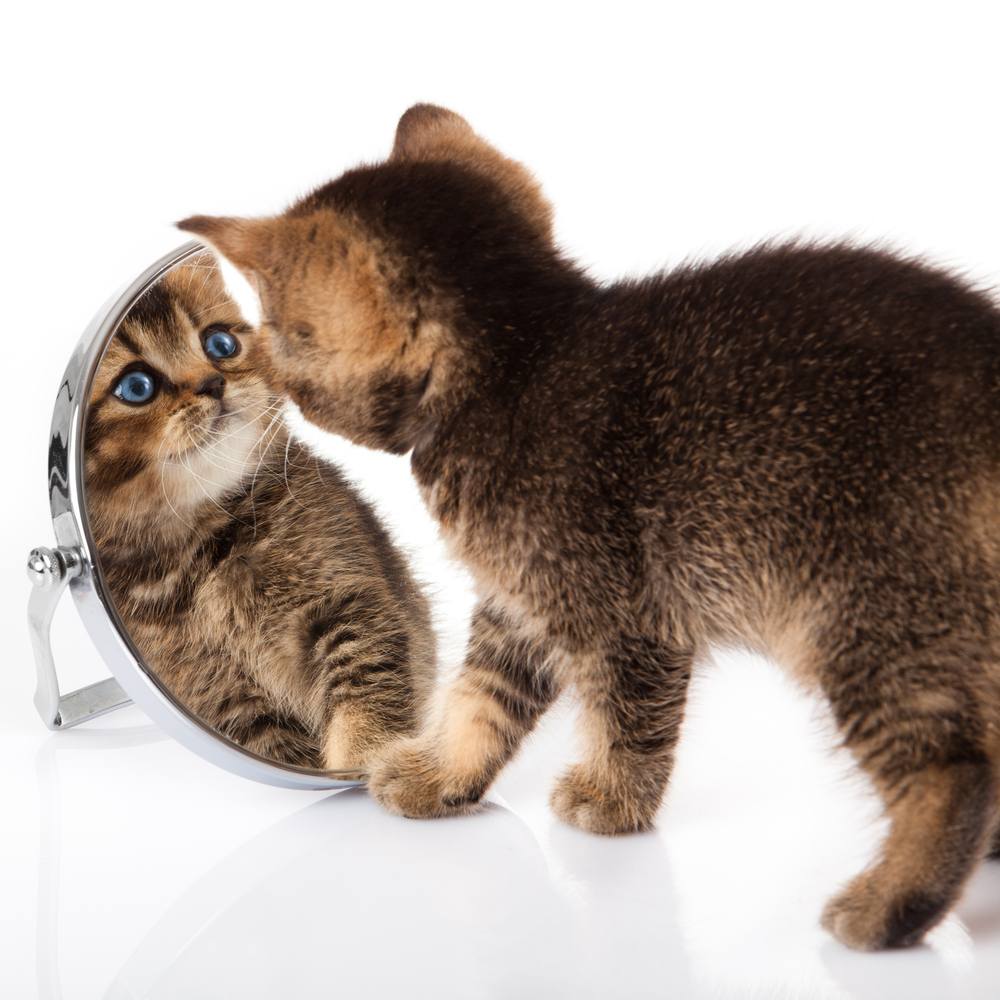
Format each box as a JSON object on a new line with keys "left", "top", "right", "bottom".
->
{"left": 82, "top": 252, "right": 436, "bottom": 775}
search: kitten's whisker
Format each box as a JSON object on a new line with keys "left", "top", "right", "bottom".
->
{"left": 156, "top": 436, "right": 199, "bottom": 534}
{"left": 178, "top": 427, "right": 255, "bottom": 524}
{"left": 281, "top": 431, "right": 311, "bottom": 513}
{"left": 246, "top": 408, "right": 289, "bottom": 537}
{"left": 188, "top": 400, "right": 286, "bottom": 469}
{"left": 207, "top": 398, "right": 285, "bottom": 443}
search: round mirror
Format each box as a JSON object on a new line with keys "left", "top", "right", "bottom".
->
{"left": 29, "top": 243, "right": 437, "bottom": 788}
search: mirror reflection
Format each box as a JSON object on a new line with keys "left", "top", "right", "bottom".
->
{"left": 83, "top": 253, "right": 436, "bottom": 771}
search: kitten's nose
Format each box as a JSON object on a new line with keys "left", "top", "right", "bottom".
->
{"left": 196, "top": 374, "right": 226, "bottom": 400}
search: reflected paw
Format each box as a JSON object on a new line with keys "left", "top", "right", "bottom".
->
{"left": 550, "top": 764, "right": 655, "bottom": 836}
{"left": 367, "top": 737, "right": 486, "bottom": 819}
{"left": 821, "top": 873, "right": 947, "bottom": 950}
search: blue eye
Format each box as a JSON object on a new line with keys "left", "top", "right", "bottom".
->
{"left": 203, "top": 328, "right": 239, "bottom": 360}
{"left": 113, "top": 370, "right": 156, "bottom": 405}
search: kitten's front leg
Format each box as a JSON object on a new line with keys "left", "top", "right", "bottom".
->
{"left": 368, "top": 601, "right": 558, "bottom": 818}
{"left": 308, "top": 587, "right": 422, "bottom": 772}
{"left": 552, "top": 635, "right": 694, "bottom": 835}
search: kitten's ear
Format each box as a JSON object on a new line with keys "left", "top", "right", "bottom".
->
{"left": 175, "top": 215, "right": 275, "bottom": 279}
{"left": 392, "top": 104, "right": 477, "bottom": 160}
{"left": 391, "top": 103, "right": 554, "bottom": 242}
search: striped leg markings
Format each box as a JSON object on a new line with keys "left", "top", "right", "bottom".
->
{"left": 304, "top": 587, "right": 422, "bottom": 771}
{"left": 211, "top": 681, "right": 321, "bottom": 769}
{"left": 368, "top": 600, "right": 557, "bottom": 818}
{"left": 818, "top": 615, "right": 997, "bottom": 949}
{"left": 552, "top": 635, "right": 695, "bottom": 835}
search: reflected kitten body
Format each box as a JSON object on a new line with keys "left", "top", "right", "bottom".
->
{"left": 181, "top": 106, "right": 1000, "bottom": 949}
{"left": 85, "top": 257, "right": 435, "bottom": 770}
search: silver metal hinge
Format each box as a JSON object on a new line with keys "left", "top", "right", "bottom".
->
{"left": 27, "top": 545, "right": 131, "bottom": 729}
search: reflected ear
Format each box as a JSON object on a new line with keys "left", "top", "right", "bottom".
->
{"left": 175, "top": 215, "right": 275, "bottom": 280}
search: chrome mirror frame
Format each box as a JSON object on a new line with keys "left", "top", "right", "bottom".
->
{"left": 27, "top": 241, "right": 360, "bottom": 790}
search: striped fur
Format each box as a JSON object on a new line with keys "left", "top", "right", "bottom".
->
{"left": 84, "top": 257, "right": 435, "bottom": 771}
{"left": 180, "top": 105, "right": 1000, "bottom": 948}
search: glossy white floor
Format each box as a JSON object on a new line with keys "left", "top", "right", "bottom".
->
{"left": 7, "top": 3, "right": 1000, "bottom": 995}
{"left": 7, "top": 377, "right": 1000, "bottom": 999}
{"left": 5, "top": 603, "right": 1000, "bottom": 998}
{"left": 7, "top": 197, "right": 1000, "bottom": 1000}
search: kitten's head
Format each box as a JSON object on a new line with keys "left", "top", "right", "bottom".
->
{"left": 178, "top": 105, "right": 558, "bottom": 454}
{"left": 85, "top": 255, "right": 280, "bottom": 538}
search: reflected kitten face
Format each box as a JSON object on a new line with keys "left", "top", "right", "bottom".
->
{"left": 85, "top": 256, "right": 280, "bottom": 530}
{"left": 176, "top": 212, "right": 442, "bottom": 455}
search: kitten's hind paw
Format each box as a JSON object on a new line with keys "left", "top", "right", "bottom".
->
{"left": 550, "top": 764, "right": 656, "bottom": 836}
{"left": 821, "top": 873, "right": 948, "bottom": 951}
{"left": 366, "top": 737, "right": 487, "bottom": 819}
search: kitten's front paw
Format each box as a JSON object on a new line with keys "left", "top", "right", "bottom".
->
{"left": 550, "top": 764, "right": 655, "bottom": 836}
{"left": 367, "top": 737, "right": 486, "bottom": 819}
{"left": 821, "top": 872, "right": 946, "bottom": 950}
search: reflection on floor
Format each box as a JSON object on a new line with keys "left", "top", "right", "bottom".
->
{"left": 7, "top": 650, "right": 1000, "bottom": 1000}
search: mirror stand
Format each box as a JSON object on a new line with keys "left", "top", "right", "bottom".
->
{"left": 27, "top": 544, "right": 130, "bottom": 730}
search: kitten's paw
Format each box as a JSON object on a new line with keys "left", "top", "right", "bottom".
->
{"left": 322, "top": 707, "right": 395, "bottom": 773}
{"left": 821, "top": 872, "right": 948, "bottom": 950}
{"left": 550, "top": 764, "right": 655, "bottom": 836}
{"left": 367, "top": 738, "right": 486, "bottom": 819}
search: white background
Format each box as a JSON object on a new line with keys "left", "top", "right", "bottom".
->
{"left": 3, "top": 2, "right": 1000, "bottom": 997}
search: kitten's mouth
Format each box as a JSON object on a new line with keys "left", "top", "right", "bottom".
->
{"left": 174, "top": 398, "right": 275, "bottom": 460}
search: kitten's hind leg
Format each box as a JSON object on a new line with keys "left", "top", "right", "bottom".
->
{"left": 551, "top": 635, "right": 694, "bottom": 835}
{"left": 819, "top": 625, "right": 996, "bottom": 949}
{"left": 822, "top": 761, "right": 994, "bottom": 949}
{"left": 367, "top": 601, "right": 558, "bottom": 818}
{"left": 213, "top": 686, "right": 322, "bottom": 768}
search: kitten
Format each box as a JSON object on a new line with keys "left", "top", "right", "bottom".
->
{"left": 85, "top": 255, "right": 435, "bottom": 771}
{"left": 180, "top": 106, "right": 1000, "bottom": 949}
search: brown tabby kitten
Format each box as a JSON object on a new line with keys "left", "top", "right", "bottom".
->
{"left": 85, "top": 256, "right": 435, "bottom": 771}
{"left": 180, "top": 106, "right": 1000, "bottom": 949}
